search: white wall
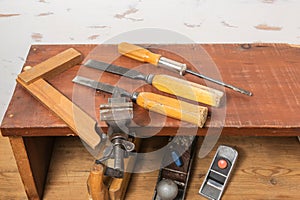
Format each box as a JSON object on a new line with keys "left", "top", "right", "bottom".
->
{"left": 1, "top": 0, "right": 299, "bottom": 121}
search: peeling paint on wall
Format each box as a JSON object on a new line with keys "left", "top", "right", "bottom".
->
{"left": 1, "top": 59, "right": 13, "bottom": 63}
{"left": 183, "top": 22, "right": 201, "bottom": 28}
{"left": 262, "top": 0, "right": 276, "bottom": 3}
{"left": 31, "top": 33, "right": 43, "bottom": 42}
{"left": 254, "top": 24, "right": 282, "bottom": 31}
{"left": 114, "top": 7, "right": 143, "bottom": 22}
{"left": 87, "top": 25, "right": 110, "bottom": 29}
{"left": 37, "top": 12, "right": 54, "bottom": 17}
{"left": 0, "top": 14, "right": 20, "bottom": 18}
{"left": 126, "top": 17, "right": 143, "bottom": 22}
{"left": 88, "top": 35, "right": 100, "bottom": 40}
{"left": 221, "top": 21, "right": 238, "bottom": 28}
{"left": 114, "top": 7, "right": 139, "bottom": 19}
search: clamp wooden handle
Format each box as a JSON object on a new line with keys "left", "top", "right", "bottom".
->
{"left": 118, "top": 42, "right": 161, "bottom": 65}
{"left": 87, "top": 164, "right": 109, "bottom": 200}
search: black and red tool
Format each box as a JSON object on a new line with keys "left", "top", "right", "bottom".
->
{"left": 199, "top": 145, "right": 238, "bottom": 200}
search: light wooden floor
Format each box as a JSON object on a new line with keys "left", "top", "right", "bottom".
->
{"left": 1, "top": 134, "right": 300, "bottom": 200}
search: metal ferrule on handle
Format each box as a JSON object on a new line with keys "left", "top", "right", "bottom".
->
{"left": 158, "top": 57, "right": 187, "bottom": 76}
{"left": 130, "top": 92, "right": 139, "bottom": 103}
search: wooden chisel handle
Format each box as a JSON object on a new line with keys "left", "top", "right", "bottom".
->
{"left": 135, "top": 92, "right": 208, "bottom": 127}
{"left": 118, "top": 42, "right": 161, "bottom": 65}
{"left": 151, "top": 74, "right": 224, "bottom": 107}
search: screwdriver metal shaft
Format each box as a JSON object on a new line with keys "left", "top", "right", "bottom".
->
{"left": 185, "top": 69, "right": 252, "bottom": 96}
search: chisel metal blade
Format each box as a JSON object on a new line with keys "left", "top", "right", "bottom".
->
{"left": 72, "top": 76, "right": 131, "bottom": 97}
{"left": 84, "top": 59, "right": 147, "bottom": 81}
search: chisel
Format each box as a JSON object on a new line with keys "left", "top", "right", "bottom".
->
{"left": 84, "top": 59, "right": 223, "bottom": 107}
{"left": 72, "top": 76, "right": 208, "bottom": 127}
{"left": 118, "top": 42, "right": 252, "bottom": 96}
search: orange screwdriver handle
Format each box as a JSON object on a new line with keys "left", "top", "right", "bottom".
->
{"left": 118, "top": 42, "right": 161, "bottom": 65}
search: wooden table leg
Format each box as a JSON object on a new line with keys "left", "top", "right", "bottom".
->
{"left": 9, "top": 136, "right": 54, "bottom": 200}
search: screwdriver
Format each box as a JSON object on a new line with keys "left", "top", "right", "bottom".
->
{"left": 73, "top": 76, "right": 208, "bottom": 127}
{"left": 118, "top": 42, "right": 252, "bottom": 96}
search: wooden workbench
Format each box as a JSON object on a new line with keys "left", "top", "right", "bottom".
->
{"left": 1, "top": 44, "right": 300, "bottom": 199}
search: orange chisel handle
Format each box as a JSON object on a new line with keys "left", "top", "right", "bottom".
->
{"left": 134, "top": 92, "right": 208, "bottom": 128}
